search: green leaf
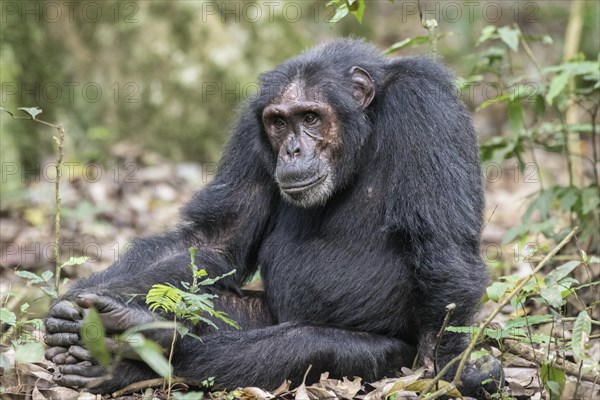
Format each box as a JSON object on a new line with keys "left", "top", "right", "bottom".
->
{"left": 60, "top": 256, "right": 89, "bottom": 267}
{"left": 0, "top": 308, "right": 17, "bottom": 326}
{"left": 486, "top": 282, "right": 510, "bottom": 302}
{"left": 41, "top": 270, "right": 54, "bottom": 282}
{"left": 0, "top": 107, "right": 14, "bottom": 117}
{"left": 128, "top": 333, "right": 172, "bottom": 378}
{"left": 383, "top": 36, "right": 431, "bottom": 54}
{"left": 582, "top": 187, "right": 600, "bottom": 214}
{"left": 522, "top": 189, "right": 555, "bottom": 222}
{"left": 17, "top": 107, "right": 43, "bottom": 119}
{"left": 476, "top": 93, "right": 509, "bottom": 112}
{"left": 502, "top": 224, "right": 530, "bottom": 244}
{"left": 477, "top": 26, "right": 497, "bottom": 46}
{"left": 508, "top": 99, "right": 523, "bottom": 134}
{"left": 540, "top": 286, "right": 565, "bottom": 308}
{"left": 545, "top": 261, "right": 580, "bottom": 285}
{"left": 328, "top": 2, "right": 349, "bottom": 23}
{"left": 14, "top": 342, "right": 45, "bottom": 363}
{"left": 558, "top": 187, "right": 578, "bottom": 211}
{"left": 470, "top": 349, "right": 490, "bottom": 361}
{"left": 540, "top": 362, "right": 566, "bottom": 400}
{"left": 146, "top": 284, "right": 182, "bottom": 313}
{"left": 546, "top": 72, "right": 569, "bottom": 104}
{"left": 15, "top": 270, "right": 45, "bottom": 285}
{"left": 505, "top": 314, "right": 555, "bottom": 329}
{"left": 497, "top": 26, "right": 520, "bottom": 51}
{"left": 195, "top": 269, "right": 208, "bottom": 278}
{"left": 41, "top": 286, "right": 59, "bottom": 298}
{"left": 571, "top": 311, "right": 591, "bottom": 361}
{"left": 544, "top": 61, "right": 599, "bottom": 76}
{"left": 347, "top": 0, "right": 365, "bottom": 23}
{"left": 81, "top": 308, "right": 111, "bottom": 367}
{"left": 200, "top": 269, "right": 236, "bottom": 286}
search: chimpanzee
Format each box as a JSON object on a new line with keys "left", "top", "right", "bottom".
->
{"left": 45, "top": 39, "right": 503, "bottom": 398}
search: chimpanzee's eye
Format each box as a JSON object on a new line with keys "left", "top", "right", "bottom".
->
{"left": 304, "top": 113, "right": 318, "bottom": 125}
{"left": 273, "top": 118, "right": 286, "bottom": 129}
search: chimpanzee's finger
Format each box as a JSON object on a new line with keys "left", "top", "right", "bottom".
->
{"left": 68, "top": 345, "right": 95, "bottom": 362}
{"left": 45, "top": 317, "right": 82, "bottom": 333}
{"left": 45, "top": 346, "right": 68, "bottom": 361}
{"left": 52, "top": 352, "right": 70, "bottom": 365}
{"left": 65, "top": 355, "right": 78, "bottom": 364}
{"left": 44, "top": 333, "right": 80, "bottom": 347}
{"left": 59, "top": 362, "right": 107, "bottom": 377}
{"left": 54, "top": 367, "right": 106, "bottom": 389}
{"left": 49, "top": 300, "right": 83, "bottom": 320}
{"left": 76, "top": 293, "right": 118, "bottom": 312}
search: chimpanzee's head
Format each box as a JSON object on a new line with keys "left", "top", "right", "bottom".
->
{"left": 256, "top": 41, "right": 383, "bottom": 208}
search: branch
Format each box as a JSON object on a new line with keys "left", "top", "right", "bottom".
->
{"left": 503, "top": 339, "right": 598, "bottom": 383}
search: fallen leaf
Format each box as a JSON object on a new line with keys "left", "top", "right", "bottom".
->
{"left": 241, "top": 387, "right": 274, "bottom": 399}
{"left": 319, "top": 377, "right": 361, "bottom": 399}
{"left": 363, "top": 388, "right": 383, "bottom": 400}
{"left": 381, "top": 368, "right": 425, "bottom": 397}
{"left": 307, "top": 386, "right": 338, "bottom": 399}
{"left": 77, "top": 392, "right": 98, "bottom": 400}
{"left": 32, "top": 386, "right": 48, "bottom": 400}
{"left": 272, "top": 379, "right": 291, "bottom": 395}
{"left": 17, "top": 362, "right": 53, "bottom": 382}
{"left": 405, "top": 379, "right": 462, "bottom": 398}
{"left": 387, "top": 390, "right": 418, "bottom": 400}
{"left": 296, "top": 383, "right": 312, "bottom": 400}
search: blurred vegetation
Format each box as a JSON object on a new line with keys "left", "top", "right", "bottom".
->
{"left": 1, "top": 1, "right": 598, "bottom": 204}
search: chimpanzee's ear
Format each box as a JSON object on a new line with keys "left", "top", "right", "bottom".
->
{"left": 349, "top": 66, "right": 375, "bottom": 109}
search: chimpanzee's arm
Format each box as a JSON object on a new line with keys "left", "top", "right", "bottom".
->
{"left": 45, "top": 109, "right": 277, "bottom": 348}
{"left": 54, "top": 322, "right": 416, "bottom": 393}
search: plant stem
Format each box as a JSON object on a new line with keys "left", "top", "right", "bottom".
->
{"left": 433, "top": 303, "right": 455, "bottom": 384}
{"left": 166, "top": 314, "right": 177, "bottom": 400}
{"left": 54, "top": 124, "right": 65, "bottom": 292}
{"left": 418, "top": 353, "right": 463, "bottom": 399}
{"left": 563, "top": 0, "right": 585, "bottom": 187}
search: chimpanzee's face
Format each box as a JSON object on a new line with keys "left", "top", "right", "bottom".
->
{"left": 262, "top": 81, "right": 337, "bottom": 207}
{"left": 262, "top": 68, "right": 374, "bottom": 208}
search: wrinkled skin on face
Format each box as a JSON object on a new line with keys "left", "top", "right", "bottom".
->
{"left": 262, "top": 67, "right": 374, "bottom": 208}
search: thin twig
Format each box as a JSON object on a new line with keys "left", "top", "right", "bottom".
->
{"left": 433, "top": 303, "right": 456, "bottom": 385}
{"left": 53, "top": 124, "right": 65, "bottom": 292}
{"left": 166, "top": 314, "right": 178, "bottom": 399}
{"left": 111, "top": 377, "right": 189, "bottom": 397}
{"left": 503, "top": 339, "right": 597, "bottom": 383}
{"left": 9, "top": 112, "right": 65, "bottom": 293}
{"left": 418, "top": 353, "right": 464, "bottom": 399}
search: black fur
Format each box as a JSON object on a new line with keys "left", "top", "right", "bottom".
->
{"left": 51, "top": 39, "right": 497, "bottom": 397}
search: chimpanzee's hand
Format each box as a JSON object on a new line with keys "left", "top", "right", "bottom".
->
{"left": 45, "top": 294, "right": 175, "bottom": 365}
{"left": 45, "top": 299, "right": 84, "bottom": 365}
{"left": 53, "top": 359, "right": 157, "bottom": 393}
{"left": 46, "top": 294, "right": 174, "bottom": 391}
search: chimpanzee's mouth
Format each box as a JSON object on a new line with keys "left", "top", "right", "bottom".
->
{"left": 281, "top": 174, "right": 328, "bottom": 194}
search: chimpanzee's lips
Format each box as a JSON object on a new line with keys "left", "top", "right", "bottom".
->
{"left": 281, "top": 174, "right": 328, "bottom": 194}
